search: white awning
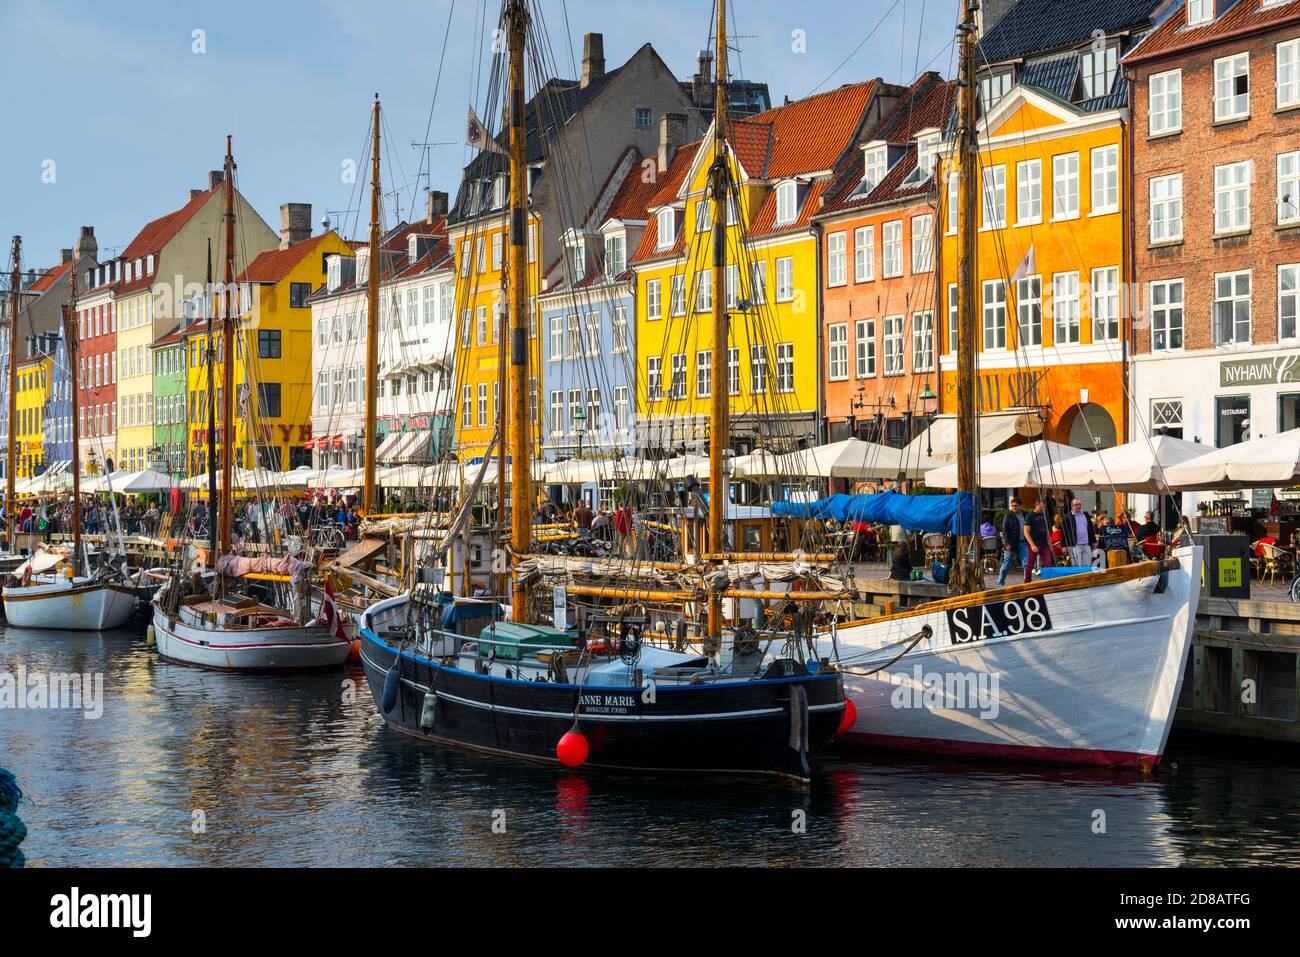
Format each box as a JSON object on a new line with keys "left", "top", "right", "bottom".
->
{"left": 375, "top": 432, "right": 407, "bottom": 462}
{"left": 1050, "top": 435, "right": 1216, "bottom": 494}
{"left": 924, "top": 440, "right": 1089, "bottom": 489}
{"left": 905, "top": 411, "right": 1025, "bottom": 463}
{"left": 1162, "top": 428, "right": 1300, "bottom": 490}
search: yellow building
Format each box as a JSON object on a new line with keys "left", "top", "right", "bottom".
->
{"left": 632, "top": 83, "right": 884, "bottom": 453}
{"left": 936, "top": 84, "right": 1130, "bottom": 454}
{"left": 182, "top": 231, "right": 351, "bottom": 474}
{"left": 115, "top": 288, "right": 155, "bottom": 472}
{"left": 15, "top": 353, "right": 53, "bottom": 478}
{"left": 446, "top": 211, "right": 542, "bottom": 463}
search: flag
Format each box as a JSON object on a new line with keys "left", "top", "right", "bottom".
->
{"left": 465, "top": 106, "right": 507, "bottom": 155}
{"left": 1009, "top": 244, "right": 1035, "bottom": 285}
{"left": 321, "top": 578, "right": 348, "bottom": 643}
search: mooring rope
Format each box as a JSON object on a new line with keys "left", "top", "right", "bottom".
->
{"left": 0, "top": 767, "right": 27, "bottom": 868}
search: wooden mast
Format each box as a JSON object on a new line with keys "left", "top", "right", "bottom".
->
{"left": 219, "top": 136, "right": 236, "bottom": 555}
{"left": 64, "top": 267, "right": 83, "bottom": 573}
{"left": 952, "top": 0, "right": 982, "bottom": 594}
{"left": 364, "top": 95, "right": 381, "bottom": 515}
{"left": 507, "top": 0, "right": 533, "bottom": 623}
{"left": 205, "top": 240, "right": 217, "bottom": 561}
{"left": 706, "top": 0, "right": 729, "bottom": 641}
{"left": 6, "top": 236, "right": 21, "bottom": 552}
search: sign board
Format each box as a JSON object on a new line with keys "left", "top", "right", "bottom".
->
{"left": 1102, "top": 526, "right": 1130, "bottom": 551}
{"left": 1252, "top": 487, "right": 1275, "bottom": 511}
{"left": 552, "top": 585, "right": 567, "bottom": 629}
{"left": 1220, "top": 355, "right": 1300, "bottom": 388}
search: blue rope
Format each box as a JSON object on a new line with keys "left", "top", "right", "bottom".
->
{"left": 0, "top": 768, "right": 27, "bottom": 868}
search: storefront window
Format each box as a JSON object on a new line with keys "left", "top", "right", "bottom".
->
{"left": 1280, "top": 393, "right": 1300, "bottom": 433}
{"left": 1216, "top": 395, "right": 1250, "bottom": 447}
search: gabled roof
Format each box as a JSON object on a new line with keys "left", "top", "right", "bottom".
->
{"left": 1126, "top": 0, "right": 1300, "bottom": 64}
{"left": 628, "top": 144, "right": 699, "bottom": 265}
{"left": 978, "top": 0, "right": 1163, "bottom": 64}
{"left": 239, "top": 233, "right": 333, "bottom": 284}
{"left": 27, "top": 259, "right": 75, "bottom": 295}
{"left": 121, "top": 186, "right": 217, "bottom": 261}
{"left": 306, "top": 217, "right": 449, "bottom": 300}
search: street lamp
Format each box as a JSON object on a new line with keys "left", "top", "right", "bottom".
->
{"left": 573, "top": 405, "right": 587, "bottom": 460}
{"left": 919, "top": 380, "right": 938, "bottom": 457}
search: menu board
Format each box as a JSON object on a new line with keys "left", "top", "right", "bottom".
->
{"left": 1102, "top": 526, "right": 1130, "bottom": 551}
{"left": 1198, "top": 515, "right": 1229, "bottom": 536}
{"left": 1252, "top": 487, "right": 1275, "bottom": 511}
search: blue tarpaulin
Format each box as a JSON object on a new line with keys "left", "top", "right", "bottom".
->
{"left": 772, "top": 490, "right": 975, "bottom": 535}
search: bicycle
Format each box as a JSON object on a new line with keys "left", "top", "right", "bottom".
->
{"left": 309, "top": 523, "right": 347, "bottom": 552}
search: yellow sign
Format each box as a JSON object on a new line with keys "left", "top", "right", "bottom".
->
{"left": 1217, "top": 557, "right": 1243, "bottom": 589}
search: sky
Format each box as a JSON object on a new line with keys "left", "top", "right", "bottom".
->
{"left": 0, "top": 0, "right": 958, "bottom": 272}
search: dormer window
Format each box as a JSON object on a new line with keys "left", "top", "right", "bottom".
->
{"left": 979, "top": 68, "right": 1014, "bottom": 112}
{"left": 863, "top": 145, "right": 888, "bottom": 193}
{"left": 563, "top": 231, "right": 587, "bottom": 280}
{"left": 409, "top": 234, "right": 421, "bottom": 262}
{"left": 146, "top": 254, "right": 155, "bottom": 275}
{"left": 327, "top": 256, "right": 342, "bottom": 293}
{"left": 1187, "top": 0, "right": 1212, "bottom": 26}
{"left": 356, "top": 249, "right": 370, "bottom": 285}
{"left": 134, "top": 258, "right": 143, "bottom": 280}
{"left": 492, "top": 174, "right": 506, "bottom": 210}
{"left": 905, "top": 131, "right": 943, "bottom": 185}
{"left": 605, "top": 232, "right": 626, "bottom": 276}
{"left": 774, "top": 181, "right": 798, "bottom": 226}
{"left": 656, "top": 208, "right": 676, "bottom": 249}
{"left": 1081, "top": 40, "right": 1118, "bottom": 99}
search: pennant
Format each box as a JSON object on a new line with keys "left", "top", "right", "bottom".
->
{"left": 1009, "top": 244, "right": 1035, "bottom": 286}
{"left": 465, "top": 106, "right": 507, "bottom": 155}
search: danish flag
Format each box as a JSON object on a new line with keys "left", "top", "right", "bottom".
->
{"left": 322, "top": 579, "right": 349, "bottom": 642}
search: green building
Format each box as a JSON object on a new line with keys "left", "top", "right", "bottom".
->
{"left": 151, "top": 323, "right": 188, "bottom": 476}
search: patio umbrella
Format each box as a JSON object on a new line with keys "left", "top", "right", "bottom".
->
{"left": 924, "top": 440, "right": 1088, "bottom": 489}
{"left": 1049, "top": 434, "right": 1215, "bottom": 494}
{"left": 1162, "top": 428, "right": 1300, "bottom": 490}
{"left": 779, "top": 439, "right": 944, "bottom": 480}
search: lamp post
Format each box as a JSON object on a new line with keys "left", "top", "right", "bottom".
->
{"left": 919, "top": 380, "right": 937, "bottom": 457}
{"left": 573, "top": 406, "right": 588, "bottom": 509}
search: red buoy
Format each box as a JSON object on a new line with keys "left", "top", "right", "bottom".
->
{"left": 837, "top": 697, "right": 857, "bottom": 735}
{"left": 556, "top": 730, "right": 589, "bottom": 768}
{"left": 348, "top": 639, "right": 362, "bottom": 663}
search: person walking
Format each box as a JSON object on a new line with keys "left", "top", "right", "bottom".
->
{"left": 1023, "top": 499, "right": 1054, "bottom": 583}
{"left": 1061, "top": 498, "right": 1097, "bottom": 567}
{"left": 998, "top": 497, "right": 1028, "bottom": 586}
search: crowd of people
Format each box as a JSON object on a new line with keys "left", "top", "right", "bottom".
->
{"left": 994, "top": 496, "right": 1169, "bottom": 585}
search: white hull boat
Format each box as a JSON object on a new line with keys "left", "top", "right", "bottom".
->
{"left": 833, "top": 547, "right": 1201, "bottom": 770}
{"left": 151, "top": 601, "right": 351, "bottom": 671}
{"left": 2, "top": 576, "right": 137, "bottom": 631}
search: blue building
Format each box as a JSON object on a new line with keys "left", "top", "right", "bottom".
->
{"left": 42, "top": 330, "right": 73, "bottom": 474}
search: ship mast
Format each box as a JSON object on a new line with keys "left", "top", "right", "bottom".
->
{"left": 707, "top": 0, "right": 729, "bottom": 641}
{"left": 220, "top": 136, "right": 236, "bottom": 555}
{"left": 64, "top": 268, "right": 83, "bottom": 573}
{"left": 5, "top": 236, "right": 19, "bottom": 552}
{"left": 507, "top": 0, "right": 533, "bottom": 623}
{"left": 952, "top": 0, "right": 981, "bottom": 594}
{"left": 205, "top": 241, "right": 217, "bottom": 562}
{"left": 364, "top": 95, "right": 381, "bottom": 516}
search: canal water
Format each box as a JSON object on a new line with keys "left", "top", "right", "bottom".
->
{"left": 3, "top": 622, "right": 1299, "bottom": 867}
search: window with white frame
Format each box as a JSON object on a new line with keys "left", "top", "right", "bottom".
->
{"left": 1279, "top": 151, "right": 1300, "bottom": 224}
{"left": 1149, "top": 69, "right": 1182, "bottom": 134}
{"left": 856, "top": 319, "right": 876, "bottom": 377}
{"left": 775, "top": 343, "right": 794, "bottom": 393}
{"left": 1187, "top": 0, "right": 1211, "bottom": 26}
{"left": 1150, "top": 279, "right": 1184, "bottom": 351}
{"left": 1017, "top": 276, "right": 1042, "bottom": 347}
{"left": 462, "top": 385, "right": 473, "bottom": 427}
{"left": 670, "top": 353, "right": 687, "bottom": 399}
{"left": 696, "top": 350, "right": 711, "bottom": 397}
{"left": 612, "top": 306, "right": 628, "bottom": 353}
{"left": 750, "top": 262, "right": 766, "bottom": 304}
{"left": 828, "top": 323, "right": 849, "bottom": 380}
{"left": 1280, "top": 39, "right": 1300, "bottom": 109}
{"left": 882, "top": 221, "right": 903, "bottom": 277}
{"left": 606, "top": 233, "right": 626, "bottom": 275}
{"left": 1280, "top": 265, "right": 1300, "bottom": 340}
{"left": 584, "top": 311, "right": 600, "bottom": 356}
{"left": 1017, "top": 159, "right": 1042, "bottom": 224}
{"left": 1153, "top": 398, "right": 1183, "bottom": 435}
{"left": 1082, "top": 41, "right": 1118, "bottom": 99}
{"left": 646, "top": 278, "right": 662, "bottom": 320}
{"left": 696, "top": 200, "right": 711, "bottom": 233}
{"left": 979, "top": 69, "right": 1013, "bottom": 112}
{"left": 750, "top": 346, "right": 768, "bottom": 393}
{"left": 1213, "top": 270, "right": 1252, "bottom": 345}
{"left": 1214, "top": 53, "right": 1250, "bottom": 122}
{"left": 863, "top": 146, "right": 887, "bottom": 192}
{"left": 947, "top": 172, "right": 959, "bottom": 233}
{"left": 1053, "top": 271, "right": 1080, "bottom": 344}
{"left": 647, "top": 356, "right": 663, "bottom": 400}
{"left": 947, "top": 284, "right": 958, "bottom": 354}
{"left": 549, "top": 315, "right": 564, "bottom": 359}
{"left": 549, "top": 391, "right": 564, "bottom": 434}
{"left": 775, "top": 182, "right": 798, "bottom": 225}
{"left": 614, "top": 386, "right": 629, "bottom": 432}
{"left": 854, "top": 226, "right": 874, "bottom": 282}
{"left": 1092, "top": 267, "right": 1120, "bottom": 341}
{"left": 827, "top": 232, "right": 847, "bottom": 286}
{"left": 911, "top": 215, "right": 933, "bottom": 272}
{"left": 1091, "top": 146, "right": 1119, "bottom": 214}
{"left": 566, "top": 313, "right": 581, "bottom": 357}
{"left": 568, "top": 389, "right": 582, "bottom": 431}
{"left": 982, "top": 165, "right": 1007, "bottom": 227}
{"left": 695, "top": 271, "right": 712, "bottom": 312}
{"left": 1053, "top": 153, "right": 1080, "bottom": 218}
{"left": 912, "top": 312, "right": 935, "bottom": 371}
{"left": 728, "top": 347, "right": 740, "bottom": 395}
{"left": 725, "top": 264, "right": 740, "bottom": 308}
{"left": 1150, "top": 174, "right": 1183, "bottom": 243}
{"left": 776, "top": 257, "right": 794, "bottom": 301}
{"left": 657, "top": 208, "right": 676, "bottom": 248}
{"left": 1214, "top": 161, "right": 1252, "bottom": 233}
{"left": 982, "top": 280, "right": 1007, "bottom": 350}
{"left": 477, "top": 383, "right": 488, "bottom": 426}
{"left": 883, "top": 315, "right": 905, "bottom": 375}
{"left": 670, "top": 275, "right": 686, "bottom": 316}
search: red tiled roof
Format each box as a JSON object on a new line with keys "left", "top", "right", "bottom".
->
{"left": 121, "top": 186, "right": 217, "bottom": 260}
{"left": 239, "top": 234, "right": 331, "bottom": 284}
{"left": 748, "top": 179, "right": 830, "bottom": 240}
{"left": 605, "top": 165, "right": 659, "bottom": 223}
{"left": 629, "top": 145, "right": 699, "bottom": 265}
{"left": 1126, "top": 0, "right": 1300, "bottom": 64}
{"left": 151, "top": 324, "right": 184, "bottom": 348}
{"left": 27, "top": 259, "right": 74, "bottom": 295}
{"left": 732, "top": 81, "right": 877, "bottom": 179}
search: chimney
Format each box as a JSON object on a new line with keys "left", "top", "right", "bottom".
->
{"left": 658, "top": 113, "right": 687, "bottom": 173}
{"left": 189, "top": 188, "right": 203, "bottom": 201}
{"left": 693, "top": 49, "right": 714, "bottom": 106}
{"left": 426, "top": 190, "right": 449, "bottom": 223}
{"left": 75, "top": 225, "right": 97, "bottom": 261}
{"left": 977, "top": 0, "right": 1018, "bottom": 36}
{"left": 208, "top": 170, "right": 224, "bottom": 190}
{"left": 60, "top": 248, "right": 73, "bottom": 264}
{"left": 279, "top": 202, "right": 312, "bottom": 249}
{"left": 581, "top": 33, "right": 605, "bottom": 89}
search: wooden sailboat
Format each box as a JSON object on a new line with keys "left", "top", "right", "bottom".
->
{"left": 149, "top": 137, "right": 351, "bottom": 670}
{"left": 357, "top": 0, "right": 846, "bottom": 782}
{"left": 829, "top": 0, "right": 1201, "bottom": 770}
{"left": 2, "top": 245, "right": 137, "bottom": 630}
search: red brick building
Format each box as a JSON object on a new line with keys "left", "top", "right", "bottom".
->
{"left": 1127, "top": 0, "right": 1300, "bottom": 498}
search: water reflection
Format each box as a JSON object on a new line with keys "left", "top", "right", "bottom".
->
{"left": 2, "top": 624, "right": 1298, "bottom": 867}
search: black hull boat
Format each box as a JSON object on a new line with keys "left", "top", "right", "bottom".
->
{"left": 358, "top": 594, "right": 846, "bottom": 782}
